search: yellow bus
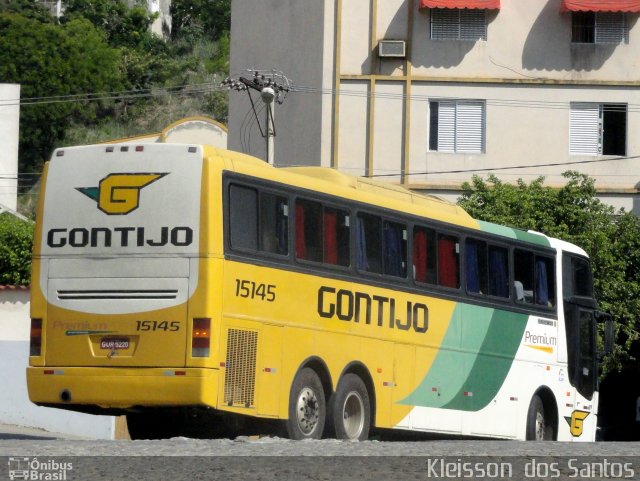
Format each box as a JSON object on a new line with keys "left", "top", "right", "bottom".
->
{"left": 28, "top": 144, "right": 611, "bottom": 441}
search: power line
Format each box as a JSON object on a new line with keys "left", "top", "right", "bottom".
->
{"left": 1, "top": 79, "right": 638, "bottom": 112}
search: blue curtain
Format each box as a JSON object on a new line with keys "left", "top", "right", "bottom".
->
{"left": 535, "top": 259, "right": 549, "bottom": 305}
{"left": 383, "top": 225, "right": 403, "bottom": 277}
{"left": 356, "top": 217, "right": 368, "bottom": 271}
{"left": 489, "top": 248, "right": 509, "bottom": 298}
{"left": 465, "top": 241, "right": 480, "bottom": 293}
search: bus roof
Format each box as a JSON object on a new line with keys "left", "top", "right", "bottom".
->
{"left": 211, "top": 147, "right": 478, "bottom": 230}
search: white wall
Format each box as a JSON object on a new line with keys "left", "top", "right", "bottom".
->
{"left": 0, "top": 84, "right": 20, "bottom": 212}
{"left": 0, "top": 288, "right": 116, "bottom": 439}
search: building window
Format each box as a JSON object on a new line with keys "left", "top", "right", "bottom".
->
{"left": 570, "top": 103, "right": 627, "bottom": 156}
{"left": 572, "top": 12, "right": 628, "bottom": 44}
{"left": 429, "top": 100, "right": 485, "bottom": 154}
{"left": 431, "top": 8, "right": 487, "bottom": 41}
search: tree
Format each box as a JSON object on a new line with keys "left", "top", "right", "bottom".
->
{"left": 457, "top": 172, "right": 640, "bottom": 375}
{"left": 171, "top": 0, "right": 230, "bottom": 43}
{"left": 0, "top": 14, "right": 124, "bottom": 173}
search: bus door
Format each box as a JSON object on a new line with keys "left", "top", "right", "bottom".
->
{"left": 562, "top": 253, "right": 598, "bottom": 422}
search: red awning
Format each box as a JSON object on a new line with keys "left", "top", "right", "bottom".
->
{"left": 420, "top": 0, "right": 500, "bottom": 9}
{"left": 560, "top": 0, "right": 640, "bottom": 12}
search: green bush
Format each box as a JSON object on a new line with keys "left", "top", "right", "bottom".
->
{"left": 0, "top": 214, "right": 33, "bottom": 285}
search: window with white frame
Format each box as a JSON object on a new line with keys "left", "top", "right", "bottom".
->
{"left": 571, "top": 12, "right": 628, "bottom": 44}
{"left": 569, "top": 103, "right": 627, "bottom": 156}
{"left": 429, "top": 100, "right": 485, "bottom": 154}
{"left": 430, "top": 8, "right": 487, "bottom": 41}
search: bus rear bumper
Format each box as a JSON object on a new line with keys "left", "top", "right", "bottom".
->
{"left": 27, "top": 367, "right": 219, "bottom": 409}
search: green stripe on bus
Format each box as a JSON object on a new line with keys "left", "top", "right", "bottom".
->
{"left": 442, "top": 308, "right": 528, "bottom": 411}
{"left": 477, "top": 220, "right": 550, "bottom": 247}
{"left": 399, "top": 304, "right": 528, "bottom": 411}
{"left": 399, "top": 304, "right": 493, "bottom": 408}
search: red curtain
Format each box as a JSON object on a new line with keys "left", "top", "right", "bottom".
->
{"left": 438, "top": 237, "right": 458, "bottom": 288}
{"left": 413, "top": 230, "right": 428, "bottom": 283}
{"left": 324, "top": 210, "right": 338, "bottom": 265}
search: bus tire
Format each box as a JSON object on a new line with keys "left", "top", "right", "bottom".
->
{"left": 286, "top": 367, "right": 326, "bottom": 440}
{"left": 526, "top": 394, "right": 552, "bottom": 440}
{"left": 331, "top": 373, "right": 371, "bottom": 441}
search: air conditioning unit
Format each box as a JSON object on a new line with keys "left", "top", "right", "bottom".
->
{"left": 378, "top": 40, "right": 406, "bottom": 58}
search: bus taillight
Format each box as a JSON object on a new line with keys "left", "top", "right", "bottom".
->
{"left": 192, "top": 318, "right": 211, "bottom": 358}
{"left": 30, "top": 319, "right": 42, "bottom": 356}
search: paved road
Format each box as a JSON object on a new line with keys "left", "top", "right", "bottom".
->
{"left": 1, "top": 425, "right": 639, "bottom": 480}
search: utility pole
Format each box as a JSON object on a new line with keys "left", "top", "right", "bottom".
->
{"left": 223, "top": 70, "right": 290, "bottom": 165}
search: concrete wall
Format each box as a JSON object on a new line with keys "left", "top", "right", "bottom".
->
{"left": 0, "top": 84, "right": 20, "bottom": 212}
{"left": 0, "top": 288, "right": 117, "bottom": 439}
{"left": 229, "top": 0, "right": 332, "bottom": 167}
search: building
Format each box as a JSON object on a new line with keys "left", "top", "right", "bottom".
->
{"left": 0, "top": 84, "right": 20, "bottom": 213}
{"left": 229, "top": 0, "right": 640, "bottom": 213}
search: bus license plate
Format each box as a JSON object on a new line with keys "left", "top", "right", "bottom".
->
{"left": 100, "top": 338, "right": 130, "bottom": 350}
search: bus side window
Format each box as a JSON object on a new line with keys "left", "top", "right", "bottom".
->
{"left": 535, "top": 256, "right": 555, "bottom": 307}
{"left": 260, "top": 193, "right": 288, "bottom": 256}
{"left": 229, "top": 184, "right": 258, "bottom": 251}
{"left": 356, "top": 213, "right": 382, "bottom": 274}
{"left": 514, "top": 250, "right": 534, "bottom": 303}
{"left": 295, "top": 199, "right": 322, "bottom": 262}
{"left": 465, "top": 238, "right": 488, "bottom": 295}
{"left": 413, "top": 226, "right": 437, "bottom": 284}
{"left": 438, "top": 234, "right": 460, "bottom": 289}
{"left": 488, "top": 245, "right": 509, "bottom": 298}
{"left": 514, "top": 250, "right": 555, "bottom": 307}
{"left": 324, "top": 207, "right": 350, "bottom": 267}
{"left": 296, "top": 200, "right": 350, "bottom": 267}
{"left": 383, "top": 221, "right": 407, "bottom": 278}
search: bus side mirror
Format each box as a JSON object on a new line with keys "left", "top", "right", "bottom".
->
{"left": 596, "top": 311, "right": 614, "bottom": 356}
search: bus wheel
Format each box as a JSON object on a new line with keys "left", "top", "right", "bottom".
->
{"left": 286, "top": 367, "right": 326, "bottom": 440}
{"left": 331, "top": 373, "right": 370, "bottom": 441}
{"left": 526, "top": 394, "right": 551, "bottom": 440}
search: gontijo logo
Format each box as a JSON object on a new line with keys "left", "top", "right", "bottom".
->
{"left": 76, "top": 173, "right": 167, "bottom": 215}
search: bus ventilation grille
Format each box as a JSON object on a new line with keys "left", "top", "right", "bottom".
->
{"left": 224, "top": 328, "right": 258, "bottom": 408}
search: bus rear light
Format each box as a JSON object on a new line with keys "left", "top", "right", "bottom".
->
{"left": 135, "top": 145, "right": 144, "bottom": 152}
{"left": 30, "top": 319, "right": 42, "bottom": 357}
{"left": 192, "top": 318, "right": 211, "bottom": 358}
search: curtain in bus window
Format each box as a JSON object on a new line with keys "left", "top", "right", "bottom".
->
{"left": 324, "top": 209, "right": 338, "bottom": 265}
{"left": 356, "top": 216, "right": 369, "bottom": 271}
{"left": 488, "top": 247, "right": 509, "bottom": 297}
{"left": 295, "top": 203, "right": 306, "bottom": 259}
{"left": 276, "top": 199, "right": 288, "bottom": 255}
{"left": 438, "top": 236, "right": 458, "bottom": 288}
{"left": 383, "top": 223, "right": 404, "bottom": 277}
{"left": 465, "top": 240, "right": 480, "bottom": 293}
{"left": 535, "top": 258, "right": 549, "bottom": 306}
{"left": 413, "top": 229, "right": 428, "bottom": 283}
